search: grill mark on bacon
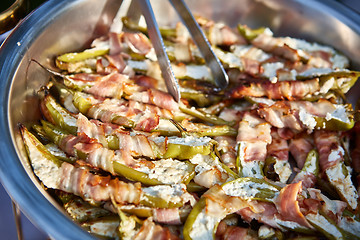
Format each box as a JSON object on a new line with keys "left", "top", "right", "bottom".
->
{"left": 314, "top": 130, "right": 343, "bottom": 171}
{"left": 229, "top": 78, "right": 320, "bottom": 100}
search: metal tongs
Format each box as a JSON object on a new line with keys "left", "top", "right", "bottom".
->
{"left": 135, "top": 0, "right": 229, "bottom": 102}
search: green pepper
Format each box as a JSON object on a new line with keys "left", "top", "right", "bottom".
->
{"left": 20, "top": 124, "right": 63, "bottom": 168}
{"left": 180, "top": 91, "right": 222, "bottom": 108}
{"left": 183, "top": 197, "right": 221, "bottom": 240}
{"left": 57, "top": 48, "right": 109, "bottom": 63}
{"left": 302, "top": 149, "right": 319, "bottom": 176}
{"left": 318, "top": 71, "right": 360, "bottom": 94}
{"left": 237, "top": 24, "right": 266, "bottom": 41}
{"left": 179, "top": 103, "right": 233, "bottom": 126}
{"left": 140, "top": 192, "right": 184, "bottom": 209}
{"left": 314, "top": 116, "right": 354, "bottom": 131}
{"left": 186, "top": 181, "right": 207, "bottom": 192}
{"left": 162, "top": 139, "right": 212, "bottom": 160}
{"left": 42, "top": 94, "right": 78, "bottom": 135}
{"left": 236, "top": 142, "right": 264, "bottom": 178}
{"left": 153, "top": 119, "right": 237, "bottom": 137}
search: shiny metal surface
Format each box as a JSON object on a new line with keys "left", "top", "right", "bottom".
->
{"left": 138, "top": 0, "right": 181, "bottom": 102}
{"left": 170, "top": 0, "right": 229, "bottom": 90}
{"left": 0, "top": 0, "right": 359, "bottom": 239}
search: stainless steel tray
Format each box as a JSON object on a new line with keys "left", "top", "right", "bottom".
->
{"left": 0, "top": 0, "right": 359, "bottom": 239}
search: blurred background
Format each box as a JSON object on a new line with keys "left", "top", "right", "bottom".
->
{"left": 0, "top": 0, "right": 359, "bottom": 239}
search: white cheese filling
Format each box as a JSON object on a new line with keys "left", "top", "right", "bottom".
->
{"left": 135, "top": 158, "right": 191, "bottom": 184}
{"left": 189, "top": 208, "right": 221, "bottom": 240}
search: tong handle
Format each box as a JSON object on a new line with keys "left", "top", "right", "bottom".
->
{"left": 137, "top": 0, "right": 181, "bottom": 102}
{"left": 169, "top": 0, "right": 229, "bottom": 90}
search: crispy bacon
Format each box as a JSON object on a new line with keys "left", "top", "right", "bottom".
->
{"left": 276, "top": 182, "right": 312, "bottom": 228}
{"left": 229, "top": 78, "right": 320, "bottom": 100}
{"left": 208, "top": 24, "right": 247, "bottom": 46}
{"left": 252, "top": 33, "right": 300, "bottom": 62}
{"left": 59, "top": 162, "right": 142, "bottom": 204}
{"left": 314, "top": 130, "right": 343, "bottom": 171}
{"left": 307, "top": 50, "right": 332, "bottom": 68}
{"left": 267, "top": 128, "right": 289, "bottom": 161}
{"left": 257, "top": 99, "right": 336, "bottom": 132}
{"left": 289, "top": 135, "right": 314, "bottom": 169}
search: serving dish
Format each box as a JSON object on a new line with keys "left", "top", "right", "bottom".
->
{"left": 0, "top": 0, "right": 360, "bottom": 239}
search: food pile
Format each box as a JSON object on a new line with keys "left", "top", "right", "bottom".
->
{"left": 21, "top": 15, "right": 360, "bottom": 239}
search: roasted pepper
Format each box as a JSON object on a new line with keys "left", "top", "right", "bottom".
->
{"left": 41, "top": 93, "right": 78, "bottom": 135}
{"left": 57, "top": 48, "right": 109, "bottom": 63}
{"left": 237, "top": 24, "right": 267, "bottom": 41}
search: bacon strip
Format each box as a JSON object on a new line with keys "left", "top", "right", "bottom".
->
{"left": 252, "top": 33, "right": 300, "bottom": 62}
{"left": 276, "top": 182, "right": 312, "bottom": 228}
{"left": 314, "top": 130, "right": 343, "bottom": 171}
{"left": 236, "top": 113, "right": 272, "bottom": 162}
{"left": 152, "top": 208, "right": 182, "bottom": 225}
{"left": 86, "top": 97, "right": 165, "bottom": 132}
{"left": 59, "top": 162, "right": 142, "bottom": 204}
{"left": 289, "top": 135, "right": 314, "bottom": 169}
{"left": 257, "top": 99, "right": 336, "bottom": 132}
{"left": 237, "top": 201, "right": 279, "bottom": 228}
{"left": 229, "top": 78, "right": 320, "bottom": 100}
{"left": 267, "top": 128, "right": 289, "bottom": 161}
